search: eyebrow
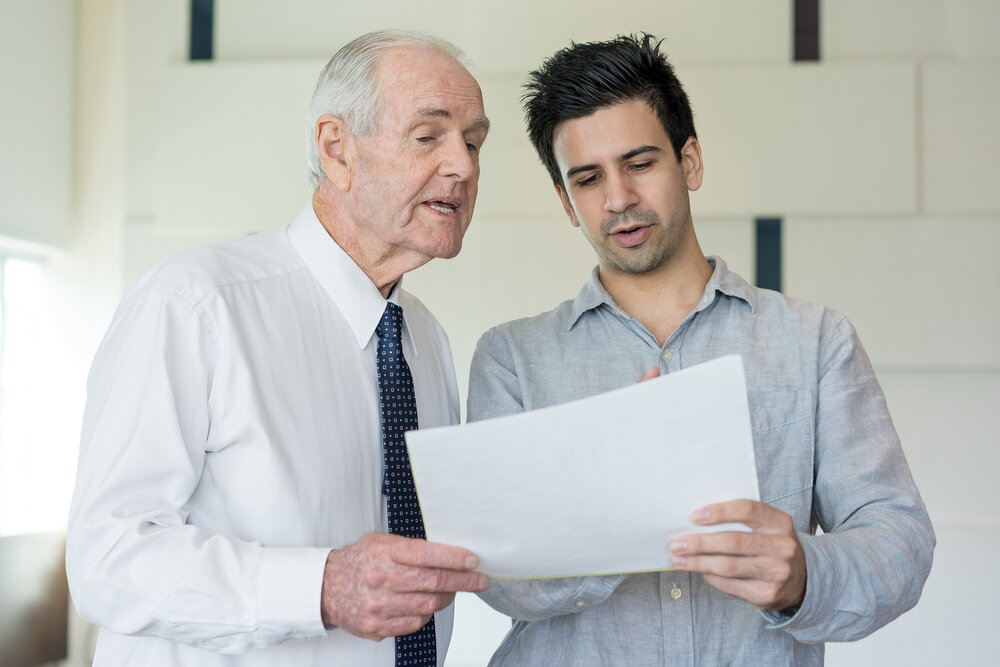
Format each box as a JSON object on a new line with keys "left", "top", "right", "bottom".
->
{"left": 565, "top": 145, "right": 662, "bottom": 179}
{"left": 416, "top": 108, "right": 491, "bottom": 133}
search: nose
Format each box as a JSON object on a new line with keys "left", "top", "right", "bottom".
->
{"left": 440, "top": 135, "right": 476, "bottom": 181}
{"left": 604, "top": 171, "right": 638, "bottom": 213}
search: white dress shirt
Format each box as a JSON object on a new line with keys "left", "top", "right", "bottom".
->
{"left": 66, "top": 205, "right": 461, "bottom": 666}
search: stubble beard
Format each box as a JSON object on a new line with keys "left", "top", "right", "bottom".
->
{"left": 596, "top": 208, "right": 686, "bottom": 275}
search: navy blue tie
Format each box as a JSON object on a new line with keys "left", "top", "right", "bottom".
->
{"left": 375, "top": 302, "right": 436, "bottom": 667}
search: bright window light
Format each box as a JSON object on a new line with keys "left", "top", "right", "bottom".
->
{"left": 0, "top": 256, "right": 83, "bottom": 536}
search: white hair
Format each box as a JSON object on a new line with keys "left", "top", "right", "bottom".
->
{"left": 305, "top": 30, "right": 468, "bottom": 191}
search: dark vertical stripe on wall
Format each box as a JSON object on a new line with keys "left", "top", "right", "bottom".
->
{"left": 755, "top": 218, "right": 783, "bottom": 292}
{"left": 190, "top": 0, "right": 215, "bottom": 61}
{"left": 794, "top": 0, "right": 820, "bottom": 61}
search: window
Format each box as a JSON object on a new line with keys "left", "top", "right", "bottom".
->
{"left": 0, "top": 256, "right": 83, "bottom": 536}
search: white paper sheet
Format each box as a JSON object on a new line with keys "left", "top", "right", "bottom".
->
{"left": 405, "top": 355, "right": 760, "bottom": 579}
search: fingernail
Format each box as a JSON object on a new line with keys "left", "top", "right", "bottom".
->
{"left": 670, "top": 540, "right": 688, "bottom": 554}
{"left": 464, "top": 555, "right": 479, "bottom": 569}
{"left": 671, "top": 555, "right": 687, "bottom": 567}
{"left": 692, "top": 509, "right": 710, "bottom": 524}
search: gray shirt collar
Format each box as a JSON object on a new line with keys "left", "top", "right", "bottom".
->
{"left": 567, "top": 256, "right": 758, "bottom": 331}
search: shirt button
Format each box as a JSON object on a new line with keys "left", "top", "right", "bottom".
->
{"left": 575, "top": 600, "right": 587, "bottom": 607}
{"left": 670, "top": 585, "right": 682, "bottom": 601}
{"left": 661, "top": 349, "right": 672, "bottom": 362}
{"left": 291, "top": 632, "right": 307, "bottom": 640}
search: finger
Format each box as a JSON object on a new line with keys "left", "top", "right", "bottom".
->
{"left": 373, "top": 591, "right": 456, "bottom": 618}
{"left": 691, "top": 499, "right": 775, "bottom": 529}
{"left": 389, "top": 536, "right": 480, "bottom": 571}
{"left": 700, "top": 573, "right": 781, "bottom": 610}
{"left": 389, "top": 591, "right": 457, "bottom": 615}
{"left": 671, "top": 553, "right": 786, "bottom": 582}
{"left": 670, "top": 531, "right": 758, "bottom": 558}
{"left": 638, "top": 366, "right": 660, "bottom": 382}
{"left": 392, "top": 564, "right": 489, "bottom": 594}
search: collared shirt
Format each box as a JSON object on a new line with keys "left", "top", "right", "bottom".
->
{"left": 467, "top": 258, "right": 934, "bottom": 667}
{"left": 66, "top": 204, "right": 460, "bottom": 666}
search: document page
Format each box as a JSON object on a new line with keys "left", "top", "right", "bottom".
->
{"left": 405, "top": 355, "right": 759, "bottom": 579}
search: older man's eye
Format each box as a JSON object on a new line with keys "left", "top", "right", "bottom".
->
{"left": 416, "top": 136, "right": 434, "bottom": 144}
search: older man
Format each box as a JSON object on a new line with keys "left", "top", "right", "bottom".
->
{"left": 468, "top": 34, "right": 932, "bottom": 666}
{"left": 67, "top": 30, "right": 489, "bottom": 666}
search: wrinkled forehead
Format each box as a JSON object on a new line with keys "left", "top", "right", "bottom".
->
{"left": 374, "top": 46, "right": 485, "bottom": 124}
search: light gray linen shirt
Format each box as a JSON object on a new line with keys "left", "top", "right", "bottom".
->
{"left": 467, "top": 258, "right": 934, "bottom": 667}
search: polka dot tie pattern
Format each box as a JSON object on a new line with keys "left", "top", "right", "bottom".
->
{"left": 375, "top": 302, "right": 436, "bottom": 667}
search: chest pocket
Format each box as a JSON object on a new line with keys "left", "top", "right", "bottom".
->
{"left": 748, "top": 389, "right": 815, "bottom": 531}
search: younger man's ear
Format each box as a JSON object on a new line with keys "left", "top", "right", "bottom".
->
{"left": 555, "top": 184, "right": 581, "bottom": 228}
{"left": 315, "top": 114, "right": 354, "bottom": 192}
{"left": 679, "top": 136, "right": 704, "bottom": 192}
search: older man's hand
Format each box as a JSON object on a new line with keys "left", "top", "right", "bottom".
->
{"left": 668, "top": 500, "right": 806, "bottom": 612}
{"left": 320, "top": 532, "right": 489, "bottom": 641}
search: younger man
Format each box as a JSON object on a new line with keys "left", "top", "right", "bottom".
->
{"left": 468, "top": 34, "right": 932, "bottom": 666}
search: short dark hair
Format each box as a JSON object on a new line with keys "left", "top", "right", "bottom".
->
{"left": 522, "top": 33, "right": 697, "bottom": 187}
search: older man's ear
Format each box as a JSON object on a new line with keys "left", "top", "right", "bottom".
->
{"left": 315, "top": 114, "right": 355, "bottom": 193}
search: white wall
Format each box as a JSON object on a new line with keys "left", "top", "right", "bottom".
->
{"left": 33, "top": 0, "right": 1000, "bottom": 664}
{"left": 0, "top": 0, "right": 75, "bottom": 246}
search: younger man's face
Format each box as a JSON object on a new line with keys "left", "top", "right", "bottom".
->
{"left": 552, "top": 99, "right": 702, "bottom": 278}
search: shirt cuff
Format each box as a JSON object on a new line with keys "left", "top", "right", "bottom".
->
{"left": 761, "top": 533, "right": 823, "bottom": 631}
{"left": 255, "top": 546, "right": 332, "bottom": 641}
{"left": 568, "top": 573, "right": 625, "bottom": 610}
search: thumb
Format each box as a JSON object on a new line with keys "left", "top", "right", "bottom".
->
{"left": 638, "top": 366, "right": 660, "bottom": 382}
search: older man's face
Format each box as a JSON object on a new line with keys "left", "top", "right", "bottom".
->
{"left": 349, "top": 46, "right": 489, "bottom": 262}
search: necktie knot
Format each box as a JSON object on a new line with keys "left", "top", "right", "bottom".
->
{"left": 376, "top": 302, "right": 404, "bottom": 345}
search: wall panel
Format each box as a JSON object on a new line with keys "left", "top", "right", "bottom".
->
{"left": 0, "top": 0, "right": 74, "bottom": 246}
{"left": 154, "top": 62, "right": 321, "bottom": 237}
{"left": 684, "top": 63, "right": 916, "bottom": 217}
{"left": 475, "top": 74, "right": 564, "bottom": 222}
{"left": 694, "top": 217, "right": 755, "bottom": 281}
{"left": 878, "top": 370, "right": 999, "bottom": 525}
{"left": 954, "top": 0, "right": 1000, "bottom": 60}
{"left": 215, "top": 0, "right": 471, "bottom": 61}
{"left": 125, "top": 0, "right": 190, "bottom": 219}
{"left": 923, "top": 64, "right": 1000, "bottom": 213}
{"left": 785, "top": 216, "right": 1000, "bottom": 370}
{"left": 467, "top": 0, "right": 790, "bottom": 71}
{"left": 823, "top": 0, "right": 952, "bottom": 61}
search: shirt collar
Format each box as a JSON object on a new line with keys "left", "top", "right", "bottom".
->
{"left": 567, "top": 255, "right": 757, "bottom": 330}
{"left": 287, "top": 203, "right": 406, "bottom": 349}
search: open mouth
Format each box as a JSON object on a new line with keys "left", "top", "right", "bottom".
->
{"left": 611, "top": 225, "right": 650, "bottom": 247}
{"left": 424, "top": 199, "right": 459, "bottom": 215}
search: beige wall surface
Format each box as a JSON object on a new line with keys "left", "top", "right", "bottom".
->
{"left": 6, "top": 1, "right": 996, "bottom": 665}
